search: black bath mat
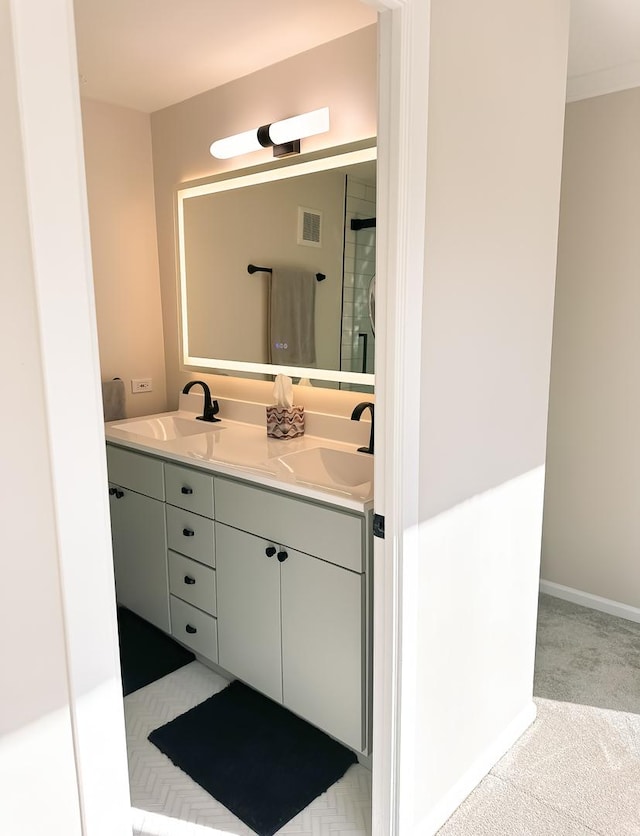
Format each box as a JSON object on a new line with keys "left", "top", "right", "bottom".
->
{"left": 117, "top": 606, "right": 195, "bottom": 696}
{"left": 148, "top": 679, "right": 357, "bottom": 836}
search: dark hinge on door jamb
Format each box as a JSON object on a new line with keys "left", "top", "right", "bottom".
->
{"left": 373, "top": 513, "right": 385, "bottom": 539}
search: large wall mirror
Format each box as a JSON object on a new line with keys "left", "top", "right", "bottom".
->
{"left": 177, "top": 142, "right": 376, "bottom": 391}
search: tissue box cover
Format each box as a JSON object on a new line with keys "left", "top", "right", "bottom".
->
{"left": 266, "top": 405, "right": 305, "bottom": 439}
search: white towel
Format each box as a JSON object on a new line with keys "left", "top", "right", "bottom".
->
{"left": 102, "top": 378, "right": 126, "bottom": 421}
{"left": 269, "top": 269, "right": 316, "bottom": 366}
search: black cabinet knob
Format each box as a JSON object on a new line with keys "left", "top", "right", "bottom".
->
{"left": 115, "top": 489, "right": 124, "bottom": 499}
{"left": 181, "top": 486, "right": 193, "bottom": 495}
{"left": 184, "top": 575, "right": 196, "bottom": 585}
{"left": 108, "top": 487, "right": 117, "bottom": 496}
{"left": 277, "top": 550, "right": 289, "bottom": 563}
{"left": 183, "top": 528, "right": 195, "bottom": 537}
{"left": 185, "top": 624, "right": 197, "bottom": 634}
{"left": 265, "top": 546, "right": 276, "bottom": 557}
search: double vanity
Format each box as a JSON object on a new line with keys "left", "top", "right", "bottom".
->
{"left": 106, "top": 393, "right": 374, "bottom": 755}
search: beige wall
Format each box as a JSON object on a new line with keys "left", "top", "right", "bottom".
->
{"left": 82, "top": 98, "right": 167, "bottom": 417}
{"left": 150, "top": 25, "right": 377, "bottom": 411}
{"left": 541, "top": 88, "right": 640, "bottom": 608}
{"left": 410, "top": 0, "right": 569, "bottom": 826}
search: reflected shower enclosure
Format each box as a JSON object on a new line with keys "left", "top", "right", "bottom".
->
{"left": 340, "top": 173, "right": 376, "bottom": 392}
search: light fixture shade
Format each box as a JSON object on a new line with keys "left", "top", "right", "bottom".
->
{"left": 268, "top": 107, "right": 330, "bottom": 146}
{"left": 209, "top": 107, "right": 330, "bottom": 160}
{"left": 209, "top": 129, "right": 263, "bottom": 160}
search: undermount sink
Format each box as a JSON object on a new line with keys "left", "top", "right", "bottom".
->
{"left": 277, "top": 446, "right": 373, "bottom": 488}
{"left": 111, "top": 415, "right": 221, "bottom": 441}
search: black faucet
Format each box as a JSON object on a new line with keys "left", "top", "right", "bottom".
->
{"left": 351, "top": 402, "right": 374, "bottom": 454}
{"left": 182, "top": 380, "right": 220, "bottom": 422}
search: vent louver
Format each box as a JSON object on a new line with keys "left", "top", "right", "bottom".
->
{"left": 297, "top": 206, "right": 322, "bottom": 248}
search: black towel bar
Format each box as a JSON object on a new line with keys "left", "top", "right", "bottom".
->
{"left": 247, "top": 263, "right": 325, "bottom": 282}
{"left": 350, "top": 217, "right": 376, "bottom": 231}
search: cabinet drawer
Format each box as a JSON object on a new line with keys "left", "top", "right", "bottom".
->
{"left": 166, "top": 505, "right": 215, "bottom": 567}
{"left": 165, "top": 463, "right": 215, "bottom": 519}
{"left": 214, "top": 477, "right": 364, "bottom": 572}
{"left": 168, "top": 550, "right": 216, "bottom": 616}
{"left": 170, "top": 595, "right": 218, "bottom": 662}
{"left": 106, "top": 445, "right": 164, "bottom": 500}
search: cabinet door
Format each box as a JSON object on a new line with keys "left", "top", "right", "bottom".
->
{"left": 215, "top": 523, "right": 282, "bottom": 703}
{"left": 109, "top": 485, "right": 169, "bottom": 633}
{"left": 281, "top": 550, "right": 364, "bottom": 751}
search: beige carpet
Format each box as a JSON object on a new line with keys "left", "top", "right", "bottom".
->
{"left": 438, "top": 595, "right": 640, "bottom": 835}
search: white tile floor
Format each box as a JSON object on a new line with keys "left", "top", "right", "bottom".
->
{"left": 126, "top": 596, "right": 640, "bottom": 835}
{"left": 125, "top": 661, "right": 372, "bottom": 836}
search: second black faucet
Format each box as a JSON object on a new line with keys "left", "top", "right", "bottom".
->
{"left": 182, "top": 380, "right": 220, "bottom": 422}
{"left": 351, "top": 401, "right": 374, "bottom": 454}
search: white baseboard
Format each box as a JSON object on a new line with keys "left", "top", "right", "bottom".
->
{"left": 416, "top": 701, "right": 537, "bottom": 835}
{"left": 540, "top": 579, "right": 640, "bottom": 624}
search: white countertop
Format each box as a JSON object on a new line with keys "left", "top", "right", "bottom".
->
{"left": 105, "top": 407, "right": 374, "bottom": 513}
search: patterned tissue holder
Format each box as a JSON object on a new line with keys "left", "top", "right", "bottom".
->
{"left": 265, "top": 405, "right": 305, "bottom": 439}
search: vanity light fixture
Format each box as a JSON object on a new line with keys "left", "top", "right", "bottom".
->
{"left": 209, "top": 107, "right": 330, "bottom": 160}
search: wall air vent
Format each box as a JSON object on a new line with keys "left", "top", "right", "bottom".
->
{"left": 297, "top": 206, "right": 322, "bottom": 248}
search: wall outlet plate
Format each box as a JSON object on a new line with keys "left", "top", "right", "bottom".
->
{"left": 131, "top": 378, "right": 152, "bottom": 393}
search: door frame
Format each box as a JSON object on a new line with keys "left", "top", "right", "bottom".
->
{"left": 8, "top": 0, "right": 132, "bottom": 833}
{"left": 362, "top": 1, "right": 432, "bottom": 832}
{"left": 10, "top": 0, "right": 434, "bottom": 832}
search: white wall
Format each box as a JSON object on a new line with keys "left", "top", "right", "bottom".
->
{"left": 150, "top": 25, "right": 377, "bottom": 412}
{"left": 81, "top": 98, "right": 167, "bottom": 417}
{"left": 542, "top": 88, "right": 640, "bottom": 609}
{"left": 396, "top": 0, "right": 570, "bottom": 830}
{"left": 1, "top": 1, "right": 130, "bottom": 834}
{"left": 0, "top": 10, "right": 81, "bottom": 831}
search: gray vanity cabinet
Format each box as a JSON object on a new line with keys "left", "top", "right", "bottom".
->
{"left": 105, "top": 443, "right": 369, "bottom": 753}
{"left": 107, "top": 447, "right": 170, "bottom": 632}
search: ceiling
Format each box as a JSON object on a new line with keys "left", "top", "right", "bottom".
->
{"left": 567, "top": 0, "right": 640, "bottom": 101}
{"left": 74, "top": 0, "right": 640, "bottom": 113}
{"left": 74, "top": 0, "right": 377, "bottom": 113}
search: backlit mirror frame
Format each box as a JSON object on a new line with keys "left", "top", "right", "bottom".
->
{"left": 176, "top": 141, "right": 377, "bottom": 387}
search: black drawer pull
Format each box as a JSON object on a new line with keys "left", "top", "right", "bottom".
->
{"left": 183, "top": 528, "right": 195, "bottom": 537}
{"left": 108, "top": 487, "right": 117, "bottom": 496}
{"left": 277, "top": 550, "right": 289, "bottom": 563}
{"left": 181, "top": 486, "right": 193, "bottom": 495}
{"left": 115, "top": 489, "right": 124, "bottom": 499}
{"left": 184, "top": 575, "right": 196, "bottom": 585}
{"left": 265, "top": 546, "right": 276, "bottom": 557}
{"left": 185, "top": 624, "right": 197, "bottom": 634}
